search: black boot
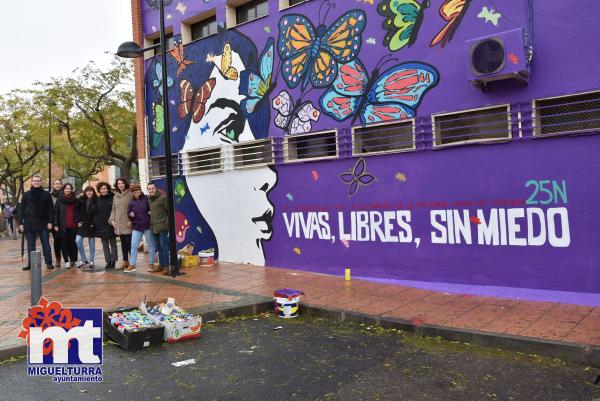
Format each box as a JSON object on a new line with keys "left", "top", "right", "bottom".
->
{"left": 22, "top": 266, "right": 31, "bottom": 271}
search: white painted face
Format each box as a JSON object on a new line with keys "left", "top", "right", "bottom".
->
{"left": 182, "top": 48, "right": 276, "bottom": 266}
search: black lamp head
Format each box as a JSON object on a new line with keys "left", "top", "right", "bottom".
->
{"left": 117, "top": 41, "right": 144, "bottom": 58}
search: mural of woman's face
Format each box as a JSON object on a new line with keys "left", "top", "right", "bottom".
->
{"left": 182, "top": 47, "right": 277, "bottom": 266}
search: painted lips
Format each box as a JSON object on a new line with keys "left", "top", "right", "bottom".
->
{"left": 252, "top": 208, "right": 274, "bottom": 236}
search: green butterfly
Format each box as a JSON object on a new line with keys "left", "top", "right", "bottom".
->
{"left": 377, "top": 0, "right": 429, "bottom": 51}
{"left": 174, "top": 178, "right": 186, "bottom": 204}
{"left": 152, "top": 102, "right": 164, "bottom": 148}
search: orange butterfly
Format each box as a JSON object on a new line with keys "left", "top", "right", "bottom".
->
{"left": 169, "top": 42, "right": 196, "bottom": 77}
{"left": 430, "top": 0, "right": 471, "bottom": 48}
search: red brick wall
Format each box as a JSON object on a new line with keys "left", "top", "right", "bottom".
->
{"left": 131, "top": 0, "right": 146, "bottom": 160}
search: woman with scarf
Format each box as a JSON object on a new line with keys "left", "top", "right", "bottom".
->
{"left": 75, "top": 186, "right": 97, "bottom": 269}
{"left": 53, "top": 183, "right": 78, "bottom": 268}
{"left": 125, "top": 184, "right": 156, "bottom": 273}
{"left": 50, "top": 179, "right": 64, "bottom": 267}
{"left": 95, "top": 182, "right": 118, "bottom": 269}
{"left": 109, "top": 178, "right": 133, "bottom": 270}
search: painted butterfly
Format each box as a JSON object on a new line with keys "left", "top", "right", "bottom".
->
{"left": 169, "top": 42, "right": 196, "bottom": 77}
{"left": 430, "top": 0, "right": 471, "bottom": 48}
{"left": 152, "top": 62, "right": 174, "bottom": 96}
{"left": 207, "top": 43, "right": 238, "bottom": 80}
{"left": 239, "top": 38, "right": 275, "bottom": 115}
{"left": 320, "top": 55, "right": 439, "bottom": 125}
{"left": 278, "top": 2, "right": 366, "bottom": 90}
{"left": 272, "top": 90, "right": 320, "bottom": 135}
{"left": 178, "top": 78, "right": 216, "bottom": 123}
{"left": 377, "top": 0, "right": 429, "bottom": 52}
{"left": 339, "top": 157, "right": 376, "bottom": 196}
{"left": 477, "top": 6, "right": 501, "bottom": 26}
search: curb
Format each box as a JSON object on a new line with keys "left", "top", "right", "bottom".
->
{"left": 0, "top": 301, "right": 275, "bottom": 362}
{"left": 300, "top": 303, "right": 600, "bottom": 367}
{"left": 0, "top": 340, "right": 26, "bottom": 362}
{"left": 2, "top": 301, "right": 599, "bottom": 367}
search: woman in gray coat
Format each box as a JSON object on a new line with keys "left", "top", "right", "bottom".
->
{"left": 109, "top": 178, "right": 133, "bottom": 270}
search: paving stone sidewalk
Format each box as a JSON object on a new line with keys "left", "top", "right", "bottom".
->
{"left": 0, "top": 234, "right": 599, "bottom": 357}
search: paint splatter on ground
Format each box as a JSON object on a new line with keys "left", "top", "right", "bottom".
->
{"left": 2, "top": 316, "right": 598, "bottom": 401}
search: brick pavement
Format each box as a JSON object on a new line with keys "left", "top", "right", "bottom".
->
{"left": 0, "top": 234, "right": 599, "bottom": 352}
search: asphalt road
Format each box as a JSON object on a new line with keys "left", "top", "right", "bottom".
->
{"left": 1, "top": 314, "right": 599, "bottom": 401}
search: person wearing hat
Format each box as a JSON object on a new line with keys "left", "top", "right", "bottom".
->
{"left": 125, "top": 184, "right": 157, "bottom": 272}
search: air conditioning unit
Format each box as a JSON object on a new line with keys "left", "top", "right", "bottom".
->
{"left": 466, "top": 28, "right": 530, "bottom": 90}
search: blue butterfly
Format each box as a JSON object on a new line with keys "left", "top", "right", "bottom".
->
{"left": 239, "top": 38, "right": 275, "bottom": 115}
{"left": 320, "top": 55, "right": 439, "bottom": 125}
{"left": 199, "top": 123, "right": 210, "bottom": 135}
{"left": 152, "top": 62, "right": 174, "bottom": 96}
{"left": 277, "top": 5, "right": 366, "bottom": 91}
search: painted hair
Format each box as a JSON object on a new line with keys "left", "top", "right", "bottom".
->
{"left": 150, "top": 28, "right": 270, "bottom": 145}
{"left": 114, "top": 177, "right": 130, "bottom": 193}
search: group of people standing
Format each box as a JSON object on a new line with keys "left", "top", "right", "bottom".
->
{"left": 18, "top": 175, "right": 171, "bottom": 274}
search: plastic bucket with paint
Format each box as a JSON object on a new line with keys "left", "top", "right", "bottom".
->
{"left": 273, "top": 288, "right": 304, "bottom": 318}
{"left": 198, "top": 252, "right": 214, "bottom": 266}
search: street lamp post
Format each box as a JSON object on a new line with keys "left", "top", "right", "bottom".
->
{"left": 117, "top": 0, "right": 183, "bottom": 277}
{"left": 45, "top": 100, "right": 56, "bottom": 191}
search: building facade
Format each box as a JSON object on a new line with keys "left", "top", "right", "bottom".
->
{"left": 133, "top": 0, "right": 600, "bottom": 305}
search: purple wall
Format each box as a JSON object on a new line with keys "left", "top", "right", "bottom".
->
{"left": 141, "top": 0, "right": 600, "bottom": 304}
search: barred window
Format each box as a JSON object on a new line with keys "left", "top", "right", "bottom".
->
{"left": 233, "top": 139, "right": 274, "bottom": 168}
{"left": 235, "top": 0, "right": 268, "bottom": 24}
{"left": 284, "top": 130, "right": 337, "bottom": 162}
{"left": 182, "top": 147, "right": 223, "bottom": 175}
{"left": 149, "top": 155, "right": 179, "bottom": 178}
{"left": 534, "top": 91, "right": 600, "bottom": 136}
{"left": 191, "top": 16, "right": 217, "bottom": 41}
{"left": 353, "top": 120, "right": 414, "bottom": 156}
{"left": 433, "top": 105, "right": 511, "bottom": 146}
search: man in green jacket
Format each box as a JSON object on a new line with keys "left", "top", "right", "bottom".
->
{"left": 147, "top": 183, "right": 170, "bottom": 273}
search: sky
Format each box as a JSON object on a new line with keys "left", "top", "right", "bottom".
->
{"left": 0, "top": 0, "right": 133, "bottom": 95}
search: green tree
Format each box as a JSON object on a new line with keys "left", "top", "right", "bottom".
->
{"left": 33, "top": 57, "right": 138, "bottom": 181}
{"left": 0, "top": 91, "right": 46, "bottom": 203}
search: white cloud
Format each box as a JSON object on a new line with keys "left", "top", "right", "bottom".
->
{"left": 0, "top": 0, "right": 133, "bottom": 94}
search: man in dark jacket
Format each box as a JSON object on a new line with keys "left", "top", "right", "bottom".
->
{"left": 147, "top": 183, "right": 170, "bottom": 273}
{"left": 50, "top": 179, "right": 63, "bottom": 266}
{"left": 18, "top": 175, "right": 54, "bottom": 270}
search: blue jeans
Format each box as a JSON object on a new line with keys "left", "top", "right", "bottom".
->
{"left": 130, "top": 229, "right": 156, "bottom": 266}
{"left": 25, "top": 230, "right": 52, "bottom": 267}
{"left": 75, "top": 235, "right": 95, "bottom": 262}
{"left": 157, "top": 231, "right": 170, "bottom": 267}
